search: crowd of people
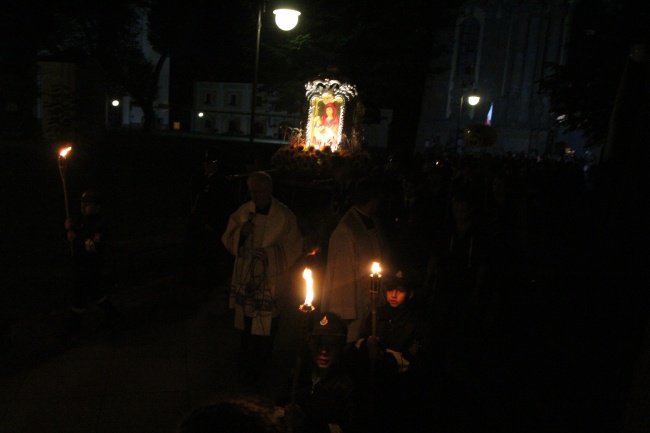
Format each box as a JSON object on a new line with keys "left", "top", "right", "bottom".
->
{"left": 63, "top": 145, "right": 591, "bottom": 432}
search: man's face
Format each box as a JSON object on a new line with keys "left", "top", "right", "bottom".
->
{"left": 452, "top": 200, "right": 471, "bottom": 221}
{"left": 309, "top": 335, "right": 343, "bottom": 370}
{"left": 247, "top": 179, "right": 272, "bottom": 208}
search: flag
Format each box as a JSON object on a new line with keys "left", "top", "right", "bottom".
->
{"left": 485, "top": 103, "right": 493, "bottom": 126}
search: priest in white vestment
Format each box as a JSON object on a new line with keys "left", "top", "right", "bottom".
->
{"left": 222, "top": 171, "right": 303, "bottom": 382}
{"left": 320, "top": 177, "right": 390, "bottom": 344}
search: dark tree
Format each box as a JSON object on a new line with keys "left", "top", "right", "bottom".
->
{"left": 539, "top": 0, "right": 650, "bottom": 149}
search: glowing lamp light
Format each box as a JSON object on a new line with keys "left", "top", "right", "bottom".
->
{"left": 111, "top": 99, "right": 120, "bottom": 107}
{"left": 467, "top": 95, "right": 480, "bottom": 106}
{"left": 273, "top": 9, "right": 300, "bottom": 31}
{"left": 198, "top": 112, "right": 204, "bottom": 117}
{"left": 302, "top": 268, "right": 314, "bottom": 307}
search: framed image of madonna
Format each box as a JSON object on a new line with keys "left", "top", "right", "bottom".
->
{"left": 306, "top": 96, "right": 345, "bottom": 151}
{"left": 304, "top": 79, "right": 357, "bottom": 152}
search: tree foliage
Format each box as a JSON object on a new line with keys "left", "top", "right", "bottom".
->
{"left": 55, "top": 0, "right": 166, "bottom": 132}
{"left": 539, "top": 0, "right": 650, "bottom": 147}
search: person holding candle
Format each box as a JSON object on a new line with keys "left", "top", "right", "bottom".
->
{"left": 350, "top": 269, "right": 430, "bottom": 431}
{"left": 280, "top": 311, "right": 362, "bottom": 433}
{"left": 222, "top": 171, "right": 303, "bottom": 385}
{"left": 319, "top": 177, "right": 390, "bottom": 347}
{"left": 61, "top": 190, "right": 120, "bottom": 342}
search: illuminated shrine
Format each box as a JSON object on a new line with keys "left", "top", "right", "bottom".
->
{"left": 304, "top": 79, "right": 357, "bottom": 152}
{"left": 272, "top": 77, "right": 370, "bottom": 179}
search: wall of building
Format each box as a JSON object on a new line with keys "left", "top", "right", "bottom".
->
{"left": 191, "top": 82, "right": 301, "bottom": 139}
{"left": 415, "top": 0, "right": 583, "bottom": 156}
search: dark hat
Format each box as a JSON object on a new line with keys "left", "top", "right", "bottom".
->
{"left": 311, "top": 312, "right": 347, "bottom": 338}
{"left": 384, "top": 269, "right": 414, "bottom": 292}
{"left": 81, "top": 190, "right": 102, "bottom": 205}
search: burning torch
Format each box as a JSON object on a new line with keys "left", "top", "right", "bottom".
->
{"left": 288, "top": 268, "right": 316, "bottom": 430}
{"left": 58, "top": 146, "right": 72, "bottom": 220}
{"left": 370, "top": 262, "right": 381, "bottom": 338}
{"left": 59, "top": 146, "right": 73, "bottom": 254}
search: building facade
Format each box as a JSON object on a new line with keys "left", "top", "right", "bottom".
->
{"left": 191, "top": 82, "right": 301, "bottom": 139}
{"left": 416, "top": 0, "right": 585, "bottom": 156}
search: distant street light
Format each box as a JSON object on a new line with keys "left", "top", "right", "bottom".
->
{"left": 105, "top": 97, "right": 122, "bottom": 129}
{"left": 249, "top": 1, "right": 301, "bottom": 144}
{"left": 455, "top": 89, "right": 480, "bottom": 154}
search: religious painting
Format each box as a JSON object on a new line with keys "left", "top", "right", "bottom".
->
{"left": 304, "top": 79, "right": 357, "bottom": 152}
{"left": 308, "top": 96, "right": 344, "bottom": 149}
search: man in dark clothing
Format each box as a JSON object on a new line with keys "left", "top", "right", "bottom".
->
{"left": 381, "top": 171, "right": 438, "bottom": 293}
{"left": 184, "top": 148, "right": 238, "bottom": 285}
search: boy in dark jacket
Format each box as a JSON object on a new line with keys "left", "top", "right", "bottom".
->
{"left": 282, "top": 312, "right": 362, "bottom": 433}
{"left": 62, "top": 190, "right": 118, "bottom": 340}
{"left": 352, "top": 270, "right": 430, "bottom": 431}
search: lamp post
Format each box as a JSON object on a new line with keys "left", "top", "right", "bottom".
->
{"left": 455, "top": 89, "right": 480, "bottom": 155}
{"left": 249, "top": 1, "right": 301, "bottom": 144}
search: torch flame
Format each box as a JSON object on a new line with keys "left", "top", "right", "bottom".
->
{"left": 371, "top": 261, "right": 381, "bottom": 277}
{"left": 59, "top": 146, "right": 72, "bottom": 158}
{"left": 302, "top": 268, "right": 314, "bottom": 306}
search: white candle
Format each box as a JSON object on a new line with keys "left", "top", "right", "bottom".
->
{"left": 302, "top": 268, "right": 314, "bottom": 306}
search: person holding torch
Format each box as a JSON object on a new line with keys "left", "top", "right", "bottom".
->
{"left": 62, "top": 190, "right": 120, "bottom": 342}
{"left": 279, "top": 311, "right": 360, "bottom": 433}
{"left": 319, "top": 177, "right": 390, "bottom": 347}
{"left": 351, "top": 269, "right": 430, "bottom": 432}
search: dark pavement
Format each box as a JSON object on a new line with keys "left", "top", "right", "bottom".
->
{"left": 0, "top": 251, "right": 303, "bottom": 433}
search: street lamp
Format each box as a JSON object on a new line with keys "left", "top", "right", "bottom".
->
{"left": 455, "top": 89, "right": 480, "bottom": 154}
{"left": 249, "top": 1, "right": 301, "bottom": 144}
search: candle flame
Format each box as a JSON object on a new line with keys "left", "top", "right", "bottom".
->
{"left": 59, "top": 146, "right": 72, "bottom": 158}
{"left": 371, "top": 261, "right": 381, "bottom": 277}
{"left": 302, "top": 268, "right": 314, "bottom": 306}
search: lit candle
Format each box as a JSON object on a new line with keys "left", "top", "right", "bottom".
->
{"left": 301, "top": 268, "right": 314, "bottom": 311}
{"left": 370, "top": 261, "right": 381, "bottom": 337}
{"left": 370, "top": 261, "right": 382, "bottom": 291}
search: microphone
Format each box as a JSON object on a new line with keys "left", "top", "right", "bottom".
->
{"left": 238, "top": 211, "right": 255, "bottom": 252}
